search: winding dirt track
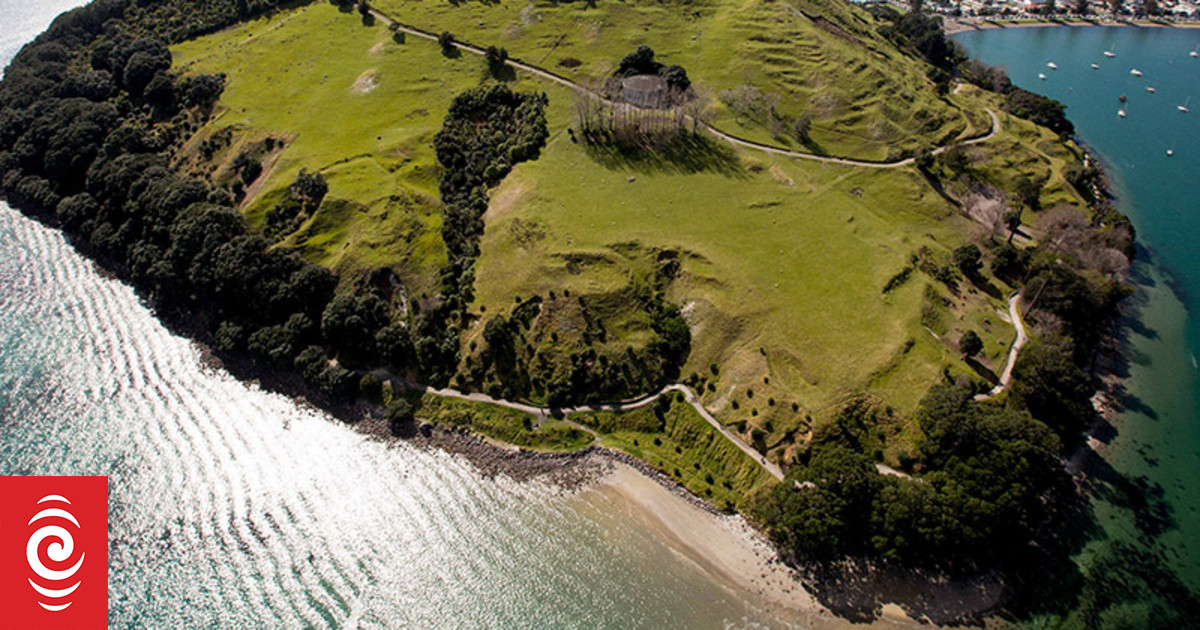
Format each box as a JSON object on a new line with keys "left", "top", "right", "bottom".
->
{"left": 975, "top": 293, "right": 1029, "bottom": 401}
{"left": 367, "top": 6, "right": 1015, "bottom": 481}
{"left": 368, "top": 7, "right": 1002, "bottom": 167}
{"left": 406, "top": 380, "right": 786, "bottom": 481}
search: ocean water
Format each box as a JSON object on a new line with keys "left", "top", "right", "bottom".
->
{"left": 956, "top": 24, "right": 1200, "bottom": 614}
{"left": 0, "top": 3, "right": 808, "bottom": 628}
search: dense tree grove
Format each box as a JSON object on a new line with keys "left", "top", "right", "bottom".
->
{"left": 0, "top": 2, "right": 564, "bottom": 408}
{"left": 0, "top": 0, "right": 411, "bottom": 406}
{"left": 418, "top": 84, "right": 549, "bottom": 384}
{"left": 756, "top": 387, "right": 1070, "bottom": 570}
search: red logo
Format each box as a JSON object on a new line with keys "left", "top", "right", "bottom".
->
{"left": 0, "top": 476, "right": 108, "bottom": 630}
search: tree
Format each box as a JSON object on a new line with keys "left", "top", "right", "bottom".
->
{"left": 386, "top": 398, "right": 414, "bottom": 435}
{"left": 992, "top": 243, "right": 1028, "bottom": 284}
{"left": 793, "top": 112, "right": 812, "bottom": 143}
{"left": 959, "top": 330, "right": 983, "bottom": 359}
{"left": 953, "top": 244, "right": 983, "bottom": 277}
{"left": 485, "top": 45, "right": 509, "bottom": 72}
{"left": 321, "top": 290, "right": 390, "bottom": 365}
{"left": 438, "top": 31, "right": 455, "bottom": 53}
{"left": 661, "top": 64, "right": 690, "bottom": 90}
{"left": 290, "top": 169, "right": 328, "bottom": 210}
{"left": 1005, "top": 208, "right": 1023, "bottom": 243}
{"left": 1012, "top": 337, "right": 1095, "bottom": 438}
{"left": 122, "top": 50, "right": 171, "bottom": 96}
{"left": 941, "top": 145, "right": 969, "bottom": 174}
{"left": 1015, "top": 177, "right": 1043, "bottom": 211}
{"left": 914, "top": 148, "right": 935, "bottom": 173}
{"left": 618, "top": 45, "right": 658, "bottom": 76}
{"left": 1108, "top": 0, "right": 1124, "bottom": 14}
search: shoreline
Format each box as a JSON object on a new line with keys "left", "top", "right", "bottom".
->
{"left": 350, "top": 405, "right": 995, "bottom": 628}
{"left": 945, "top": 16, "right": 1200, "bottom": 35}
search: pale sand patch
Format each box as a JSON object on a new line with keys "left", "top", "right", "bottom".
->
{"left": 483, "top": 177, "right": 531, "bottom": 221}
{"left": 769, "top": 164, "right": 795, "bottom": 187}
{"left": 579, "top": 463, "right": 933, "bottom": 629}
{"left": 370, "top": 41, "right": 386, "bottom": 57}
{"left": 352, "top": 69, "right": 378, "bottom": 94}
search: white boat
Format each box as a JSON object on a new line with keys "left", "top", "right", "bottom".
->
{"left": 1191, "top": 46, "right": 1199, "bottom": 58}
{"left": 1104, "top": 50, "right": 1117, "bottom": 58}
{"left": 1147, "top": 86, "right": 1156, "bottom": 93}
{"left": 1130, "top": 69, "right": 1143, "bottom": 77}
{"left": 1167, "top": 149, "right": 1175, "bottom": 156}
{"left": 1038, "top": 73, "right": 1047, "bottom": 80}
{"left": 1091, "top": 63, "right": 1101, "bottom": 69}
{"left": 1118, "top": 108, "right": 1126, "bottom": 117}
{"left": 1047, "top": 61, "right": 1058, "bottom": 70}
{"left": 1180, "top": 97, "right": 1191, "bottom": 113}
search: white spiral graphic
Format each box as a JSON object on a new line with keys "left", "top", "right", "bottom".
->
{"left": 26, "top": 495, "right": 85, "bottom": 612}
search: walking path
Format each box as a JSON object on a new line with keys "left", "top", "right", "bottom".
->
{"left": 401, "top": 379, "right": 786, "bottom": 481}
{"left": 368, "top": 7, "right": 1001, "bottom": 169}
{"left": 975, "top": 293, "right": 1029, "bottom": 401}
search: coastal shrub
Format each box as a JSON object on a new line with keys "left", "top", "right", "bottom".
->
{"left": 386, "top": 399, "right": 414, "bottom": 435}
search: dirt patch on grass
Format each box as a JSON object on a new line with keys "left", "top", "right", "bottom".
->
{"left": 769, "top": 164, "right": 795, "bottom": 187}
{"left": 351, "top": 69, "right": 378, "bottom": 94}
{"left": 484, "top": 178, "right": 531, "bottom": 220}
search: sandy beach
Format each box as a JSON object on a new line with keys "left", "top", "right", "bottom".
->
{"left": 575, "top": 462, "right": 957, "bottom": 629}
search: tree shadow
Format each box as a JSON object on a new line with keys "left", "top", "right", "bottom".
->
{"left": 965, "top": 356, "right": 999, "bottom": 385}
{"left": 582, "top": 131, "right": 746, "bottom": 177}
{"left": 797, "top": 560, "right": 1009, "bottom": 625}
{"left": 361, "top": 13, "right": 376, "bottom": 27}
{"left": 919, "top": 168, "right": 962, "bottom": 209}
{"left": 1078, "top": 447, "right": 1178, "bottom": 541}
{"left": 486, "top": 64, "right": 517, "bottom": 83}
{"left": 966, "top": 273, "right": 1003, "bottom": 299}
{"left": 799, "top": 134, "right": 827, "bottom": 156}
{"left": 441, "top": 45, "right": 462, "bottom": 59}
{"left": 392, "top": 31, "right": 406, "bottom": 44}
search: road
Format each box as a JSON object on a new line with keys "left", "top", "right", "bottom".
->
{"left": 367, "top": 7, "right": 1001, "bottom": 169}
{"left": 975, "top": 293, "right": 1029, "bottom": 401}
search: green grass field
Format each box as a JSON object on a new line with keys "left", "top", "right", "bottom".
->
{"left": 370, "top": 0, "right": 978, "bottom": 160}
{"left": 470, "top": 89, "right": 1022, "bottom": 462}
{"left": 168, "top": 0, "right": 1092, "bottom": 471}
{"left": 173, "top": 2, "right": 541, "bottom": 291}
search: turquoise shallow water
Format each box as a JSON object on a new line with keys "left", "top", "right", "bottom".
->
{"left": 956, "top": 25, "right": 1200, "bottom": 616}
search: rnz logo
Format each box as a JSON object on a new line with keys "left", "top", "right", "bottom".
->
{"left": 27, "top": 494, "right": 86, "bottom": 611}
{"left": 1, "top": 476, "right": 107, "bottom": 630}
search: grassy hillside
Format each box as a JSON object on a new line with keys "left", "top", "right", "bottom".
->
{"left": 370, "top": 0, "right": 977, "bottom": 160}
{"left": 167, "top": 0, "right": 1090, "bottom": 469}
{"left": 171, "top": 4, "right": 542, "bottom": 292}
